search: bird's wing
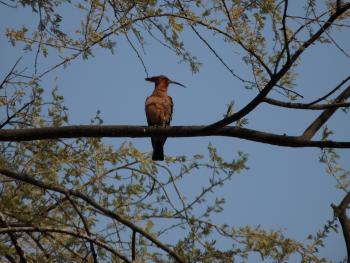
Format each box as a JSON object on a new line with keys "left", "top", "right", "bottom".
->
{"left": 167, "top": 96, "right": 173, "bottom": 126}
{"left": 145, "top": 96, "right": 163, "bottom": 126}
{"left": 145, "top": 96, "right": 154, "bottom": 125}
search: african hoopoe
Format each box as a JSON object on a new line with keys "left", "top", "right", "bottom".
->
{"left": 145, "top": 75, "right": 185, "bottom": 161}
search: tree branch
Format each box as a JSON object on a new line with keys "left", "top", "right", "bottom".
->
{"left": 0, "top": 225, "right": 130, "bottom": 263}
{"left": 0, "top": 99, "right": 35, "bottom": 129}
{"left": 0, "top": 0, "right": 16, "bottom": 8}
{"left": 0, "top": 213, "right": 27, "bottom": 263}
{"left": 263, "top": 97, "right": 350, "bottom": 110}
{"left": 0, "top": 57, "right": 22, "bottom": 90}
{"left": 332, "top": 192, "right": 350, "bottom": 261}
{"left": 0, "top": 168, "right": 184, "bottom": 263}
{"left": 0, "top": 125, "right": 349, "bottom": 148}
{"left": 220, "top": 0, "right": 273, "bottom": 77}
{"left": 282, "top": 0, "right": 291, "bottom": 62}
{"left": 302, "top": 85, "right": 350, "bottom": 140}
{"left": 27, "top": 233, "right": 51, "bottom": 260}
{"left": 132, "top": 230, "right": 136, "bottom": 261}
{"left": 66, "top": 195, "right": 98, "bottom": 263}
{"left": 203, "top": 3, "right": 350, "bottom": 131}
{"left": 4, "top": 255, "right": 16, "bottom": 263}
{"left": 307, "top": 75, "right": 350, "bottom": 106}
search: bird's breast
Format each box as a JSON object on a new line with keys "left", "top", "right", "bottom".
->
{"left": 145, "top": 95, "right": 173, "bottom": 126}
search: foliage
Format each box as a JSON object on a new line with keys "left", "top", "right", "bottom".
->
{"left": 1, "top": 0, "right": 350, "bottom": 262}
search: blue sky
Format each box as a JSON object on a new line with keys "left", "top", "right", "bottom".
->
{"left": 1, "top": 1, "right": 350, "bottom": 261}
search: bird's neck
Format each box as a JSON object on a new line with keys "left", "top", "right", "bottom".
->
{"left": 152, "top": 84, "right": 168, "bottom": 96}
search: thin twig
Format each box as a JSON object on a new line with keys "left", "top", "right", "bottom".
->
{"left": 0, "top": 99, "right": 35, "bottom": 129}
{"left": 282, "top": 0, "right": 291, "bottom": 62}
{"left": 132, "top": 230, "right": 136, "bottom": 261}
{"left": 95, "top": 0, "right": 107, "bottom": 31}
{"left": 0, "top": 57, "right": 22, "bottom": 90}
{"left": 274, "top": 10, "right": 330, "bottom": 74}
{"left": 0, "top": 225, "right": 130, "bottom": 263}
{"left": 310, "top": 6, "right": 350, "bottom": 58}
{"left": 307, "top": 75, "right": 350, "bottom": 106}
{"left": 0, "top": 213, "right": 28, "bottom": 263}
{"left": 220, "top": 0, "right": 273, "bottom": 77}
{"left": 125, "top": 33, "right": 149, "bottom": 77}
{"left": 66, "top": 195, "right": 99, "bottom": 263}
{"left": 27, "top": 233, "right": 51, "bottom": 260}
{"left": 0, "top": 0, "right": 16, "bottom": 8}
{"left": 177, "top": 1, "right": 245, "bottom": 83}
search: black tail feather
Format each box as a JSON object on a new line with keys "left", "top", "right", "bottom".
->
{"left": 151, "top": 138, "right": 165, "bottom": 161}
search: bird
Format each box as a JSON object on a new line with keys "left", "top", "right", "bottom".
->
{"left": 145, "top": 75, "right": 186, "bottom": 161}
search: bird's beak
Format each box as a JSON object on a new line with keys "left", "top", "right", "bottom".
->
{"left": 145, "top": 77, "right": 156, "bottom": 82}
{"left": 169, "top": 80, "right": 186, "bottom": 88}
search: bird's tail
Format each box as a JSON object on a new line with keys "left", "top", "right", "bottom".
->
{"left": 152, "top": 139, "right": 165, "bottom": 161}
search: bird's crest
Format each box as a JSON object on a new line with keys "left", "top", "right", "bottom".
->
{"left": 145, "top": 75, "right": 186, "bottom": 88}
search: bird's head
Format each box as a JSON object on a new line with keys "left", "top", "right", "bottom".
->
{"left": 145, "top": 75, "right": 186, "bottom": 88}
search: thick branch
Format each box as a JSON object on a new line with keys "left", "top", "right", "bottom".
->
{"left": 332, "top": 192, "right": 350, "bottom": 262}
{"left": 0, "top": 168, "right": 184, "bottom": 263}
{"left": 0, "top": 125, "right": 349, "bottom": 148}
{"left": 302, "top": 85, "right": 350, "bottom": 140}
{"left": 203, "top": 3, "right": 350, "bottom": 131}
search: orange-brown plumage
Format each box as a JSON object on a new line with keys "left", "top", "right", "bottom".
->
{"left": 145, "top": 75, "right": 185, "bottom": 161}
